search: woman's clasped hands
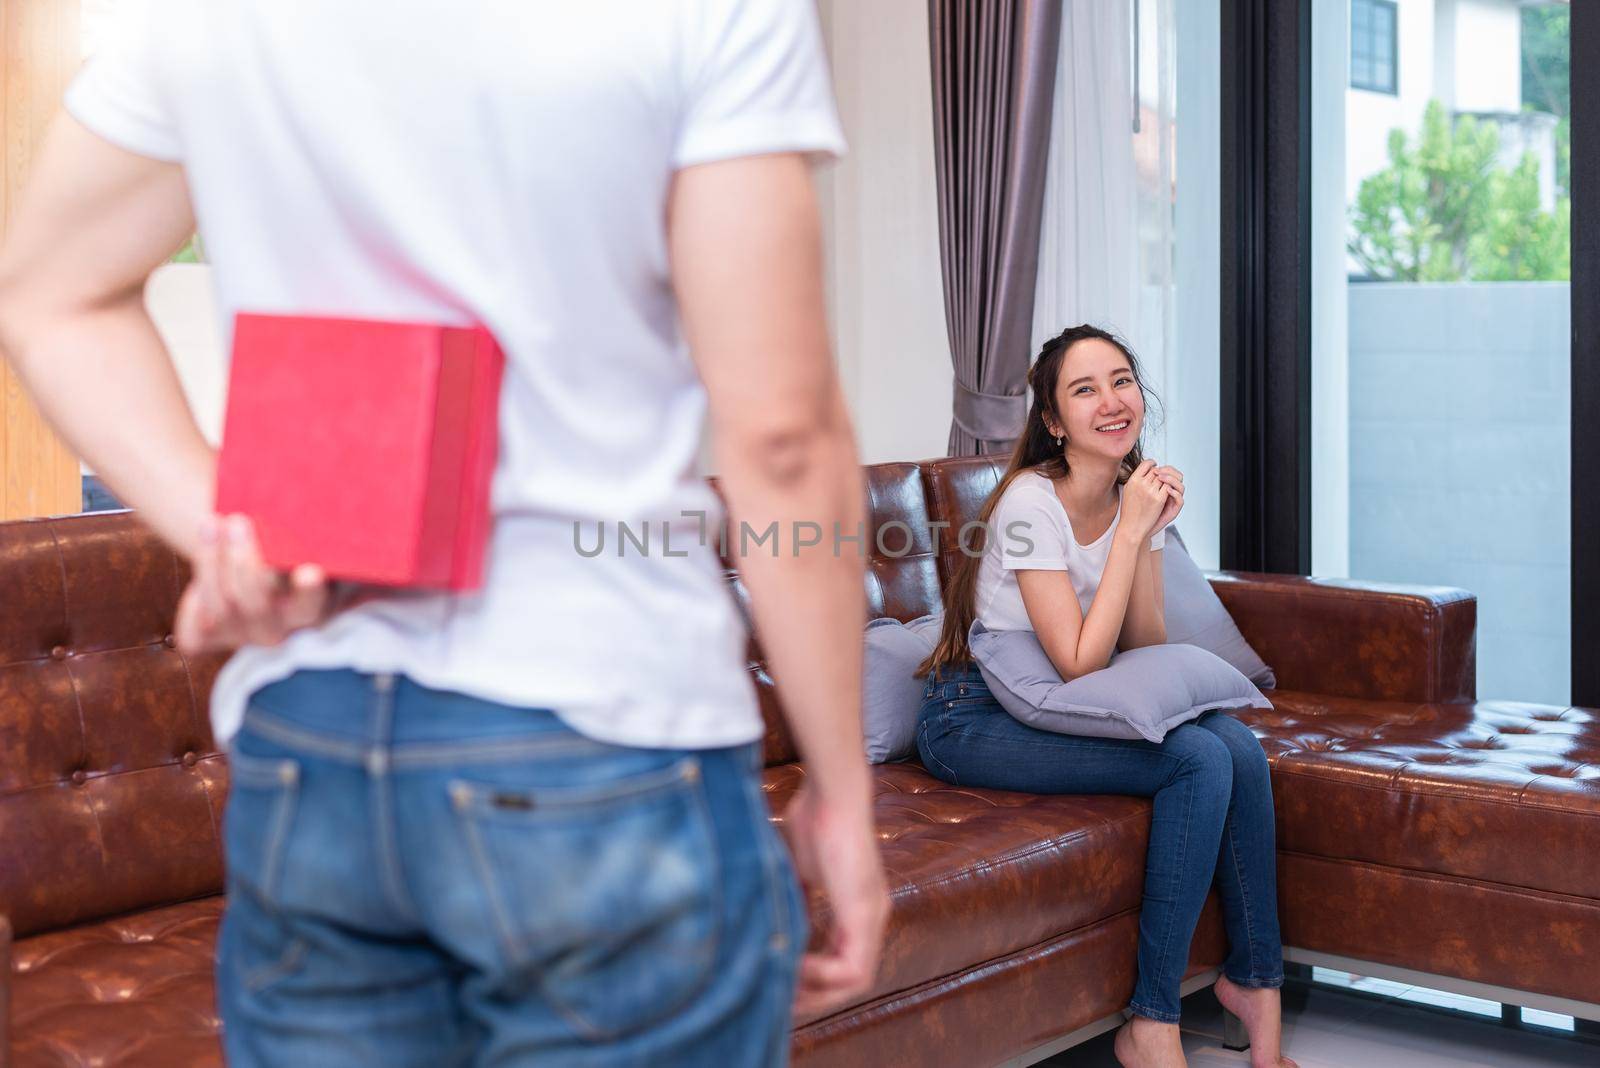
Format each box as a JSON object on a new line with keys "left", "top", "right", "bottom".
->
{"left": 1122, "top": 459, "right": 1184, "bottom": 540}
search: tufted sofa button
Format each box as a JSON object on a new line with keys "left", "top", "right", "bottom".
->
{"left": 181, "top": 751, "right": 199, "bottom": 768}
{"left": 70, "top": 769, "right": 88, "bottom": 786}
{"left": 50, "top": 644, "right": 69, "bottom": 661}
{"left": 164, "top": 634, "right": 178, "bottom": 649}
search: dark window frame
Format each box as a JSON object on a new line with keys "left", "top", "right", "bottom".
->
{"left": 1571, "top": 2, "right": 1598, "bottom": 705}
{"left": 1223, "top": 0, "right": 1598, "bottom": 705}
{"left": 1350, "top": 0, "right": 1398, "bottom": 95}
{"left": 1219, "top": 0, "right": 1311, "bottom": 576}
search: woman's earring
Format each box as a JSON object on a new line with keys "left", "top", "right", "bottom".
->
{"left": 1054, "top": 434, "right": 1063, "bottom": 447}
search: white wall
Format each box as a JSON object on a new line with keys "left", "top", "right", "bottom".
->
{"left": 812, "top": 0, "right": 953, "bottom": 466}
{"left": 1347, "top": 282, "right": 1569, "bottom": 705}
{"left": 1432, "top": 0, "right": 1457, "bottom": 107}
{"left": 1446, "top": 0, "right": 1522, "bottom": 113}
{"left": 1346, "top": 0, "right": 1437, "bottom": 205}
{"left": 1346, "top": 0, "right": 1526, "bottom": 207}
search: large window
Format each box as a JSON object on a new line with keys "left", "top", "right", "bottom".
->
{"left": 1314, "top": 0, "right": 1571, "bottom": 704}
{"left": 1350, "top": 0, "right": 1397, "bottom": 94}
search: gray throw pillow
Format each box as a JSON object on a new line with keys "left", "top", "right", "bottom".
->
{"left": 1163, "top": 526, "right": 1276, "bottom": 689}
{"left": 968, "top": 620, "right": 1271, "bottom": 743}
{"left": 862, "top": 613, "right": 942, "bottom": 763}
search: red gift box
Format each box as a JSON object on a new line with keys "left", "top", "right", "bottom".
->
{"left": 215, "top": 312, "right": 504, "bottom": 591}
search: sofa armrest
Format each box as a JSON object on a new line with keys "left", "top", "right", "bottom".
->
{"left": 2, "top": 912, "right": 10, "bottom": 1068}
{"left": 1207, "top": 572, "right": 1476, "bottom": 704}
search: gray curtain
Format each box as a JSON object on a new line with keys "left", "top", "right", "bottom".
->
{"left": 928, "top": 0, "right": 1062, "bottom": 456}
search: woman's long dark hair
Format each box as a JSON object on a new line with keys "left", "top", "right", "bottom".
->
{"left": 915, "top": 324, "right": 1160, "bottom": 680}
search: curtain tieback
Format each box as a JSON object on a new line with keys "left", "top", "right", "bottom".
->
{"left": 952, "top": 379, "right": 1026, "bottom": 442}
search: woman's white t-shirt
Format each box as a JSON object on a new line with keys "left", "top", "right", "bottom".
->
{"left": 975, "top": 471, "right": 1166, "bottom": 632}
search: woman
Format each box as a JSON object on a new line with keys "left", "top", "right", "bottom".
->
{"left": 915, "top": 325, "right": 1296, "bottom": 1068}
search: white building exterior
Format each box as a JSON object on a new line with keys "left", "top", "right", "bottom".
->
{"left": 1345, "top": 0, "right": 1557, "bottom": 224}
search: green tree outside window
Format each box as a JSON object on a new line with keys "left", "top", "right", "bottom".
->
{"left": 1347, "top": 5, "right": 1569, "bottom": 283}
{"left": 1347, "top": 101, "right": 1568, "bottom": 283}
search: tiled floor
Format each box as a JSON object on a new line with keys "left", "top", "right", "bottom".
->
{"left": 1042, "top": 976, "right": 1598, "bottom": 1067}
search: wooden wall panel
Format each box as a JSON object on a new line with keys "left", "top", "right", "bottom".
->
{"left": 2, "top": 0, "right": 82, "bottom": 520}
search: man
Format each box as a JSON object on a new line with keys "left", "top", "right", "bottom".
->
{"left": 0, "top": 1, "right": 887, "bottom": 1064}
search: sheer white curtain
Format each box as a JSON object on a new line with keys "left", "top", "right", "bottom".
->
{"left": 1031, "top": 0, "right": 1222, "bottom": 567}
{"left": 1031, "top": 0, "right": 1150, "bottom": 360}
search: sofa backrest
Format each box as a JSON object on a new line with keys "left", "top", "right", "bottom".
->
{"left": 860, "top": 462, "right": 946, "bottom": 622}
{"left": 0, "top": 458, "right": 1024, "bottom": 907}
{"left": 713, "top": 462, "right": 949, "bottom": 766}
{"left": 712, "top": 457, "right": 1012, "bottom": 767}
{"left": 0, "top": 513, "right": 230, "bottom": 939}
{"left": 919, "top": 456, "right": 1007, "bottom": 585}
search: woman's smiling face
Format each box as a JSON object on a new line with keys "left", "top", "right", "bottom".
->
{"left": 1050, "top": 337, "right": 1144, "bottom": 462}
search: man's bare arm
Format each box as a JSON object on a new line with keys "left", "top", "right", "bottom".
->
{"left": 0, "top": 114, "right": 326, "bottom": 652}
{"left": 0, "top": 114, "right": 213, "bottom": 556}
{"left": 669, "top": 152, "right": 869, "bottom": 805}
{"left": 668, "top": 151, "right": 886, "bottom": 1014}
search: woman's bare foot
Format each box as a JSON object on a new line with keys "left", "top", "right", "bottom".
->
{"left": 1214, "top": 974, "right": 1300, "bottom": 1068}
{"left": 1113, "top": 1015, "right": 1187, "bottom": 1068}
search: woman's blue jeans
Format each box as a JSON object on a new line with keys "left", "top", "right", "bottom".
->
{"left": 917, "top": 662, "right": 1284, "bottom": 1024}
{"left": 216, "top": 669, "right": 807, "bottom": 1067}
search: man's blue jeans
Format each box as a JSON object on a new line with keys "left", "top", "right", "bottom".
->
{"left": 217, "top": 669, "right": 806, "bottom": 1067}
{"left": 917, "top": 662, "right": 1284, "bottom": 1023}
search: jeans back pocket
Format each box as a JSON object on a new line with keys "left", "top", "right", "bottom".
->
{"left": 223, "top": 745, "right": 303, "bottom": 904}
{"left": 449, "top": 755, "right": 721, "bottom": 1042}
{"left": 220, "top": 745, "right": 310, "bottom": 996}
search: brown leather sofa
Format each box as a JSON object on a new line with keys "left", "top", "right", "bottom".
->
{"left": 3, "top": 456, "right": 1596, "bottom": 1067}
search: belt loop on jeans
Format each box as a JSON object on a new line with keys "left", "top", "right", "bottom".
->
{"left": 369, "top": 672, "right": 398, "bottom": 756}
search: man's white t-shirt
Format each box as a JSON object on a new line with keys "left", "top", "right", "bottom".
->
{"left": 64, "top": 0, "right": 846, "bottom": 750}
{"left": 975, "top": 471, "right": 1166, "bottom": 632}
